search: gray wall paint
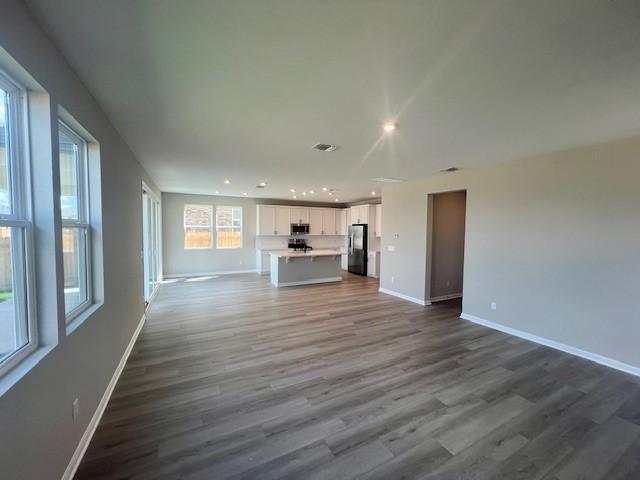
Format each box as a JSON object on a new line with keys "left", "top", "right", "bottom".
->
{"left": 0, "top": 2, "right": 160, "bottom": 479}
{"left": 380, "top": 136, "right": 640, "bottom": 369}
{"left": 429, "top": 191, "right": 466, "bottom": 299}
{"left": 162, "top": 192, "right": 259, "bottom": 275}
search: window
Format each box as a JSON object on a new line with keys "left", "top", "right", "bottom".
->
{"left": 59, "top": 121, "right": 91, "bottom": 320}
{"left": 184, "top": 204, "right": 212, "bottom": 249}
{"left": 0, "top": 71, "right": 36, "bottom": 374}
{"left": 216, "top": 206, "right": 242, "bottom": 249}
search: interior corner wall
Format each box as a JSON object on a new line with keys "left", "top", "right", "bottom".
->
{"left": 0, "top": 2, "right": 161, "bottom": 479}
{"left": 429, "top": 191, "right": 466, "bottom": 300}
{"left": 380, "top": 135, "right": 640, "bottom": 370}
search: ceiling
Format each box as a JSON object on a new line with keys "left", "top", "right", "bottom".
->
{"left": 26, "top": 0, "right": 640, "bottom": 202}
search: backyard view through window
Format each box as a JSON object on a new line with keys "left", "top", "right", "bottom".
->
{"left": 59, "top": 122, "right": 90, "bottom": 319}
{"left": 216, "top": 206, "right": 242, "bottom": 249}
{"left": 0, "top": 80, "right": 32, "bottom": 368}
{"left": 184, "top": 204, "right": 212, "bottom": 249}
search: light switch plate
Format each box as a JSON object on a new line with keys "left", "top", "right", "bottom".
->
{"left": 387, "top": 245, "right": 395, "bottom": 252}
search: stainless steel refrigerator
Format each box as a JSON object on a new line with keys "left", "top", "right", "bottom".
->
{"left": 348, "top": 224, "right": 367, "bottom": 276}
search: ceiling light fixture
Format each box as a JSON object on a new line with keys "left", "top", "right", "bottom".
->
{"left": 328, "top": 192, "right": 333, "bottom": 196}
{"left": 322, "top": 187, "right": 328, "bottom": 192}
{"left": 302, "top": 192, "right": 307, "bottom": 196}
{"left": 224, "top": 179, "right": 231, "bottom": 184}
{"left": 371, "top": 191, "right": 376, "bottom": 195}
{"left": 335, "top": 198, "right": 339, "bottom": 202}
{"left": 309, "top": 190, "right": 315, "bottom": 195}
{"left": 242, "top": 192, "right": 247, "bottom": 196}
{"left": 290, "top": 188, "right": 296, "bottom": 193}
{"left": 293, "top": 195, "right": 297, "bottom": 199}
{"left": 259, "top": 181, "right": 267, "bottom": 187}
{"left": 383, "top": 122, "right": 397, "bottom": 132}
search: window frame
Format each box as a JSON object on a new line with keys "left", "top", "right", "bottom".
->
{"left": 0, "top": 70, "right": 38, "bottom": 377}
{"left": 184, "top": 204, "right": 213, "bottom": 250}
{"left": 215, "top": 205, "right": 243, "bottom": 250}
{"left": 58, "top": 120, "right": 92, "bottom": 323}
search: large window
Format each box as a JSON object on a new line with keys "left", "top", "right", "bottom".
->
{"left": 184, "top": 204, "right": 212, "bottom": 249}
{"left": 59, "top": 121, "right": 91, "bottom": 320}
{"left": 0, "top": 72, "right": 35, "bottom": 374}
{"left": 216, "top": 206, "right": 242, "bottom": 249}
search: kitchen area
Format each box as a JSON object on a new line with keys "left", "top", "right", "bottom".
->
{"left": 255, "top": 203, "right": 382, "bottom": 287}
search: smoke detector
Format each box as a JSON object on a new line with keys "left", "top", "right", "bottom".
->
{"left": 312, "top": 143, "right": 338, "bottom": 152}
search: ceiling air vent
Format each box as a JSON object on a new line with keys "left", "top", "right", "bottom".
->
{"left": 439, "top": 167, "right": 459, "bottom": 173}
{"left": 373, "top": 177, "right": 403, "bottom": 183}
{"left": 312, "top": 143, "right": 338, "bottom": 152}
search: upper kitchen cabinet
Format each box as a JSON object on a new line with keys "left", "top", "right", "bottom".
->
{"left": 336, "top": 209, "right": 347, "bottom": 236}
{"left": 349, "top": 205, "right": 369, "bottom": 225}
{"left": 257, "top": 205, "right": 291, "bottom": 236}
{"left": 275, "top": 206, "right": 291, "bottom": 236}
{"left": 309, "top": 208, "right": 323, "bottom": 235}
{"left": 322, "top": 208, "right": 337, "bottom": 235}
{"left": 290, "top": 207, "right": 309, "bottom": 224}
{"left": 375, "top": 204, "right": 382, "bottom": 237}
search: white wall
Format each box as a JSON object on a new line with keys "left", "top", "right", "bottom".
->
{"left": 381, "top": 136, "right": 640, "bottom": 370}
{"left": 0, "top": 2, "right": 161, "bottom": 478}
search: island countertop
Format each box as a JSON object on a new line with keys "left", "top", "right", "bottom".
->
{"left": 269, "top": 249, "right": 342, "bottom": 258}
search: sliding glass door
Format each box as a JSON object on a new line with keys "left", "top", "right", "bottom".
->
{"left": 142, "top": 184, "right": 160, "bottom": 304}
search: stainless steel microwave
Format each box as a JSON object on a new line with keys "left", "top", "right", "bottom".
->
{"left": 291, "top": 223, "right": 310, "bottom": 235}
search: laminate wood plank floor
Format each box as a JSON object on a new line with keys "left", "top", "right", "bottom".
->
{"left": 75, "top": 273, "right": 640, "bottom": 479}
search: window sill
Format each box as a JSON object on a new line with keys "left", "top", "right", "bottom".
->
{"left": 66, "top": 302, "right": 103, "bottom": 336}
{"left": 0, "top": 344, "right": 55, "bottom": 397}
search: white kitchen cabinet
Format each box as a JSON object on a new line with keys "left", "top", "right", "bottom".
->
{"left": 322, "top": 208, "right": 336, "bottom": 235}
{"left": 290, "top": 207, "right": 309, "bottom": 225}
{"left": 375, "top": 204, "right": 382, "bottom": 237}
{"left": 309, "top": 208, "right": 323, "bottom": 235}
{"left": 349, "top": 205, "right": 369, "bottom": 225}
{"left": 257, "top": 205, "right": 277, "bottom": 235}
{"left": 275, "top": 206, "right": 291, "bottom": 236}
{"left": 336, "top": 209, "right": 347, "bottom": 235}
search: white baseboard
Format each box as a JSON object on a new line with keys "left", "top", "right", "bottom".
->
{"left": 460, "top": 312, "right": 640, "bottom": 378}
{"left": 274, "top": 276, "right": 342, "bottom": 287}
{"left": 430, "top": 292, "right": 463, "bottom": 302}
{"left": 62, "top": 312, "right": 147, "bottom": 480}
{"left": 379, "top": 287, "right": 431, "bottom": 306}
{"left": 164, "top": 269, "right": 256, "bottom": 279}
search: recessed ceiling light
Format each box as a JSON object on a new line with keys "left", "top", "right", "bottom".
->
{"left": 290, "top": 188, "right": 296, "bottom": 193}
{"left": 302, "top": 192, "right": 307, "bottom": 196}
{"left": 328, "top": 192, "right": 333, "bottom": 196}
{"left": 309, "top": 190, "right": 315, "bottom": 195}
{"left": 259, "top": 181, "right": 267, "bottom": 187}
{"left": 215, "top": 190, "right": 219, "bottom": 194}
{"left": 335, "top": 198, "right": 339, "bottom": 202}
{"left": 383, "top": 122, "right": 396, "bottom": 132}
{"left": 293, "top": 195, "right": 297, "bottom": 199}
{"left": 322, "top": 187, "right": 328, "bottom": 191}
{"left": 242, "top": 192, "right": 247, "bottom": 196}
{"left": 371, "top": 191, "right": 376, "bottom": 195}
{"left": 224, "top": 179, "right": 231, "bottom": 184}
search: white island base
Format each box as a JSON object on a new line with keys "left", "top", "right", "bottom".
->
{"left": 270, "top": 250, "right": 343, "bottom": 287}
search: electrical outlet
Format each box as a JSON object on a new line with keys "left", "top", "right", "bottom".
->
{"left": 491, "top": 302, "right": 497, "bottom": 311}
{"left": 72, "top": 398, "right": 80, "bottom": 421}
{"left": 387, "top": 245, "right": 395, "bottom": 252}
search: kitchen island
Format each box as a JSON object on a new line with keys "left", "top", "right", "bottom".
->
{"left": 270, "top": 249, "right": 342, "bottom": 287}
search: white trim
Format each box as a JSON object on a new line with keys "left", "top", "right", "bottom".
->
{"left": 430, "top": 292, "right": 463, "bottom": 302}
{"left": 378, "top": 287, "right": 431, "bottom": 306}
{"left": 62, "top": 313, "right": 147, "bottom": 480}
{"left": 163, "top": 269, "right": 256, "bottom": 279}
{"left": 460, "top": 313, "right": 640, "bottom": 378}
{"left": 274, "top": 276, "right": 342, "bottom": 287}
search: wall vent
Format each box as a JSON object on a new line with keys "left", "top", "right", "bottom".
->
{"left": 312, "top": 143, "right": 338, "bottom": 152}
